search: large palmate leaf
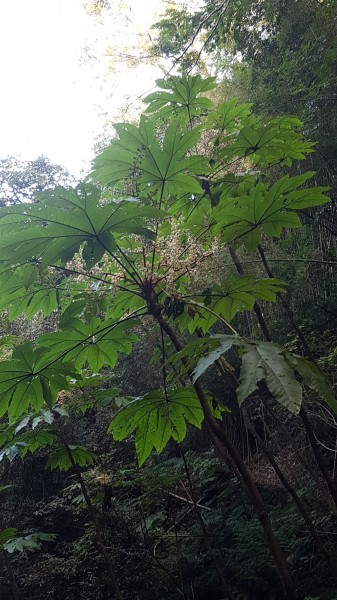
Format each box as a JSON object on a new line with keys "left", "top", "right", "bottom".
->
{"left": 0, "top": 264, "right": 65, "bottom": 321}
{"left": 173, "top": 277, "right": 285, "bottom": 336}
{"left": 109, "top": 388, "right": 205, "bottom": 465}
{"left": 46, "top": 445, "right": 96, "bottom": 472}
{"left": 93, "top": 116, "right": 209, "bottom": 199}
{"left": 18, "top": 430, "right": 56, "bottom": 455}
{"left": 144, "top": 75, "right": 216, "bottom": 121}
{"left": 105, "top": 287, "right": 146, "bottom": 321}
{"left": 37, "top": 317, "right": 139, "bottom": 372}
{"left": 0, "top": 267, "right": 62, "bottom": 321}
{"left": 193, "top": 335, "right": 302, "bottom": 413}
{"left": 0, "top": 430, "right": 56, "bottom": 461}
{"left": 218, "top": 115, "right": 315, "bottom": 167}
{"left": 0, "top": 185, "right": 160, "bottom": 274}
{"left": 0, "top": 187, "right": 158, "bottom": 319}
{"left": 207, "top": 98, "right": 253, "bottom": 134}
{"left": 211, "top": 173, "right": 329, "bottom": 250}
{"left": 187, "top": 277, "right": 286, "bottom": 332}
{"left": 0, "top": 343, "right": 76, "bottom": 423}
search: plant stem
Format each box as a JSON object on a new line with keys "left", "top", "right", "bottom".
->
{"left": 58, "top": 433, "right": 123, "bottom": 600}
{"left": 3, "top": 551, "right": 19, "bottom": 600}
{"left": 257, "top": 244, "right": 314, "bottom": 358}
{"left": 241, "top": 406, "right": 337, "bottom": 579}
{"left": 229, "top": 247, "right": 273, "bottom": 340}
{"left": 257, "top": 243, "right": 337, "bottom": 509}
{"left": 179, "top": 446, "right": 232, "bottom": 598}
{"left": 156, "top": 313, "right": 298, "bottom": 600}
{"left": 230, "top": 244, "right": 337, "bottom": 512}
{"left": 262, "top": 397, "right": 337, "bottom": 516}
{"left": 299, "top": 407, "right": 337, "bottom": 509}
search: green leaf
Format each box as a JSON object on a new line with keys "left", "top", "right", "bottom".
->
{"left": 144, "top": 75, "right": 216, "bottom": 120}
{"left": 37, "top": 318, "right": 139, "bottom": 371}
{"left": 15, "top": 415, "right": 31, "bottom": 434}
{"left": 285, "top": 353, "right": 337, "bottom": 413}
{"left": 236, "top": 344, "right": 265, "bottom": 404}
{"left": 208, "top": 98, "right": 253, "bottom": 133}
{"left": 218, "top": 115, "right": 315, "bottom": 167}
{"left": 19, "top": 430, "right": 56, "bottom": 454}
{"left": 93, "top": 116, "right": 207, "bottom": 200}
{"left": 0, "top": 528, "right": 17, "bottom": 546}
{"left": 4, "top": 532, "right": 55, "bottom": 554}
{"left": 190, "top": 277, "right": 286, "bottom": 330}
{"left": 0, "top": 268, "right": 61, "bottom": 321}
{"left": 0, "top": 342, "right": 76, "bottom": 422}
{"left": 238, "top": 342, "right": 303, "bottom": 413}
{"left": 47, "top": 445, "right": 96, "bottom": 472}
{"left": 0, "top": 485, "right": 13, "bottom": 493}
{"left": 212, "top": 174, "right": 329, "bottom": 250}
{"left": 82, "top": 237, "right": 105, "bottom": 269}
{"left": 192, "top": 336, "right": 241, "bottom": 382}
{"left": 58, "top": 292, "right": 110, "bottom": 328}
{"left": 192, "top": 335, "right": 303, "bottom": 414}
{"left": 109, "top": 388, "right": 205, "bottom": 465}
{"left": 0, "top": 186, "right": 161, "bottom": 279}
{"left": 0, "top": 443, "right": 27, "bottom": 461}
{"left": 106, "top": 287, "right": 145, "bottom": 321}
{"left": 169, "top": 337, "right": 223, "bottom": 377}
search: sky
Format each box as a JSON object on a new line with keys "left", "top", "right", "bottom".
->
{"left": 0, "top": 0, "right": 165, "bottom": 176}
